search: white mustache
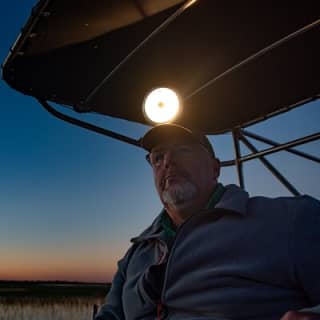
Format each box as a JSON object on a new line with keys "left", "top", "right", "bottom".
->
{"left": 160, "top": 170, "right": 191, "bottom": 190}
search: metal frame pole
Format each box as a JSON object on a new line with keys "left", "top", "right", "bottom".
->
{"left": 39, "top": 100, "right": 141, "bottom": 147}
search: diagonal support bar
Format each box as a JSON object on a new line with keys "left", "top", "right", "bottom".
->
{"left": 239, "top": 132, "right": 300, "bottom": 196}
{"left": 221, "top": 131, "right": 320, "bottom": 167}
{"left": 242, "top": 129, "right": 320, "bottom": 164}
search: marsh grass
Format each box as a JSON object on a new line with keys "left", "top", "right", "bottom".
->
{"left": 0, "top": 282, "right": 109, "bottom": 320}
{"left": 0, "top": 295, "right": 105, "bottom": 320}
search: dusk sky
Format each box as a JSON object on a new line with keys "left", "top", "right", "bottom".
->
{"left": 1, "top": 1, "right": 319, "bottom": 283}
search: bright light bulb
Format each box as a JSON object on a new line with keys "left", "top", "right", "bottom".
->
{"left": 143, "top": 88, "right": 181, "bottom": 124}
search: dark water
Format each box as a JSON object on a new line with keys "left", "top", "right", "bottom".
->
{"left": 0, "top": 296, "right": 105, "bottom": 320}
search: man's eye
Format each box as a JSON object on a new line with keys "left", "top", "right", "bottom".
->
{"left": 154, "top": 153, "right": 164, "bottom": 163}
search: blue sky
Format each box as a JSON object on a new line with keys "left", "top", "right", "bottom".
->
{"left": 0, "top": 1, "right": 319, "bottom": 282}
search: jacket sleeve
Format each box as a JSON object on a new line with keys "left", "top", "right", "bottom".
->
{"left": 95, "top": 245, "right": 136, "bottom": 320}
{"left": 292, "top": 195, "right": 320, "bottom": 306}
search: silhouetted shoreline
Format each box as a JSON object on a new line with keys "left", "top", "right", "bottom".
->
{"left": 0, "top": 280, "right": 111, "bottom": 297}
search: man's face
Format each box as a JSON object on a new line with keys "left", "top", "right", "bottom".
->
{"left": 149, "top": 139, "right": 220, "bottom": 210}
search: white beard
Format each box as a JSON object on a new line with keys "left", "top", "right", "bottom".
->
{"left": 162, "top": 181, "right": 197, "bottom": 210}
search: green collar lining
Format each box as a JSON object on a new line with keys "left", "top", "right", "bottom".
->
{"left": 206, "top": 183, "right": 226, "bottom": 210}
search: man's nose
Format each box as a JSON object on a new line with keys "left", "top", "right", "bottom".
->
{"left": 163, "top": 149, "right": 176, "bottom": 168}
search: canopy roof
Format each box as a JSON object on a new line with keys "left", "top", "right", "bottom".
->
{"left": 2, "top": 0, "right": 319, "bottom": 134}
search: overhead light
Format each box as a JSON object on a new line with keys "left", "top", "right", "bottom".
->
{"left": 143, "top": 87, "right": 181, "bottom": 124}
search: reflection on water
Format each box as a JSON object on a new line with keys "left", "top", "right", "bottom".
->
{"left": 0, "top": 296, "right": 105, "bottom": 320}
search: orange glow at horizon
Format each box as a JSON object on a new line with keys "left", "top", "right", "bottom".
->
{"left": 0, "top": 262, "right": 116, "bottom": 282}
{"left": 0, "top": 248, "right": 121, "bottom": 283}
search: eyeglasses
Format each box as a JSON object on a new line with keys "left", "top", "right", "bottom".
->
{"left": 146, "top": 143, "right": 210, "bottom": 168}
{"left": 146, "top": 144, "right": 194, "bottom": 168}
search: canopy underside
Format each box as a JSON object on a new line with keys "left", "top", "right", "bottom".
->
{"left": 2, "top": 0, "right": 319, "bottom": 133}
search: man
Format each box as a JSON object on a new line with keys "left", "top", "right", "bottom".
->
{"left": 96, "top": 124, "right": 320, "bottom": 320}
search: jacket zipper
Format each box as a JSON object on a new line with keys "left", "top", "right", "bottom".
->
{"left": 157, "top": 300, "right": 163, "bottom": 319}
{"left": 160, "top": 213, "right": 197, "bottom": 309}
{"left": 160, "top": 209, "right": 225, "bottom": 314}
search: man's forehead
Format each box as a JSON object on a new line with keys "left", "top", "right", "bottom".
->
{"left": 151, "top": 138, "right": 199, "bottom": 152}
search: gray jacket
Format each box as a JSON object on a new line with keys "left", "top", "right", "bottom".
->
{"left": 96, "top": 185, "right": 320, "bottom": 320}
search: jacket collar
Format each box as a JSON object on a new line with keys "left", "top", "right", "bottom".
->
{"left": 215, "top": 184, "right": 248, "bottom": 216}
{"left": 131, "top": 184, "right": 249, "bottom": 243}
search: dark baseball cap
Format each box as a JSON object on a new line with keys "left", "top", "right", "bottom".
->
{"left": 140, "top": 124, "right": 215, "bottom": 157}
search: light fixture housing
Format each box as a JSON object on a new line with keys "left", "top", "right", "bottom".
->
{"left": 142, "top": 87, "right": 181, "bottom": 124}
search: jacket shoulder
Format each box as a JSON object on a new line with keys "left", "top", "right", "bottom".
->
{"left": 247, "top": 194, "right": 320, "bottom": 217}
